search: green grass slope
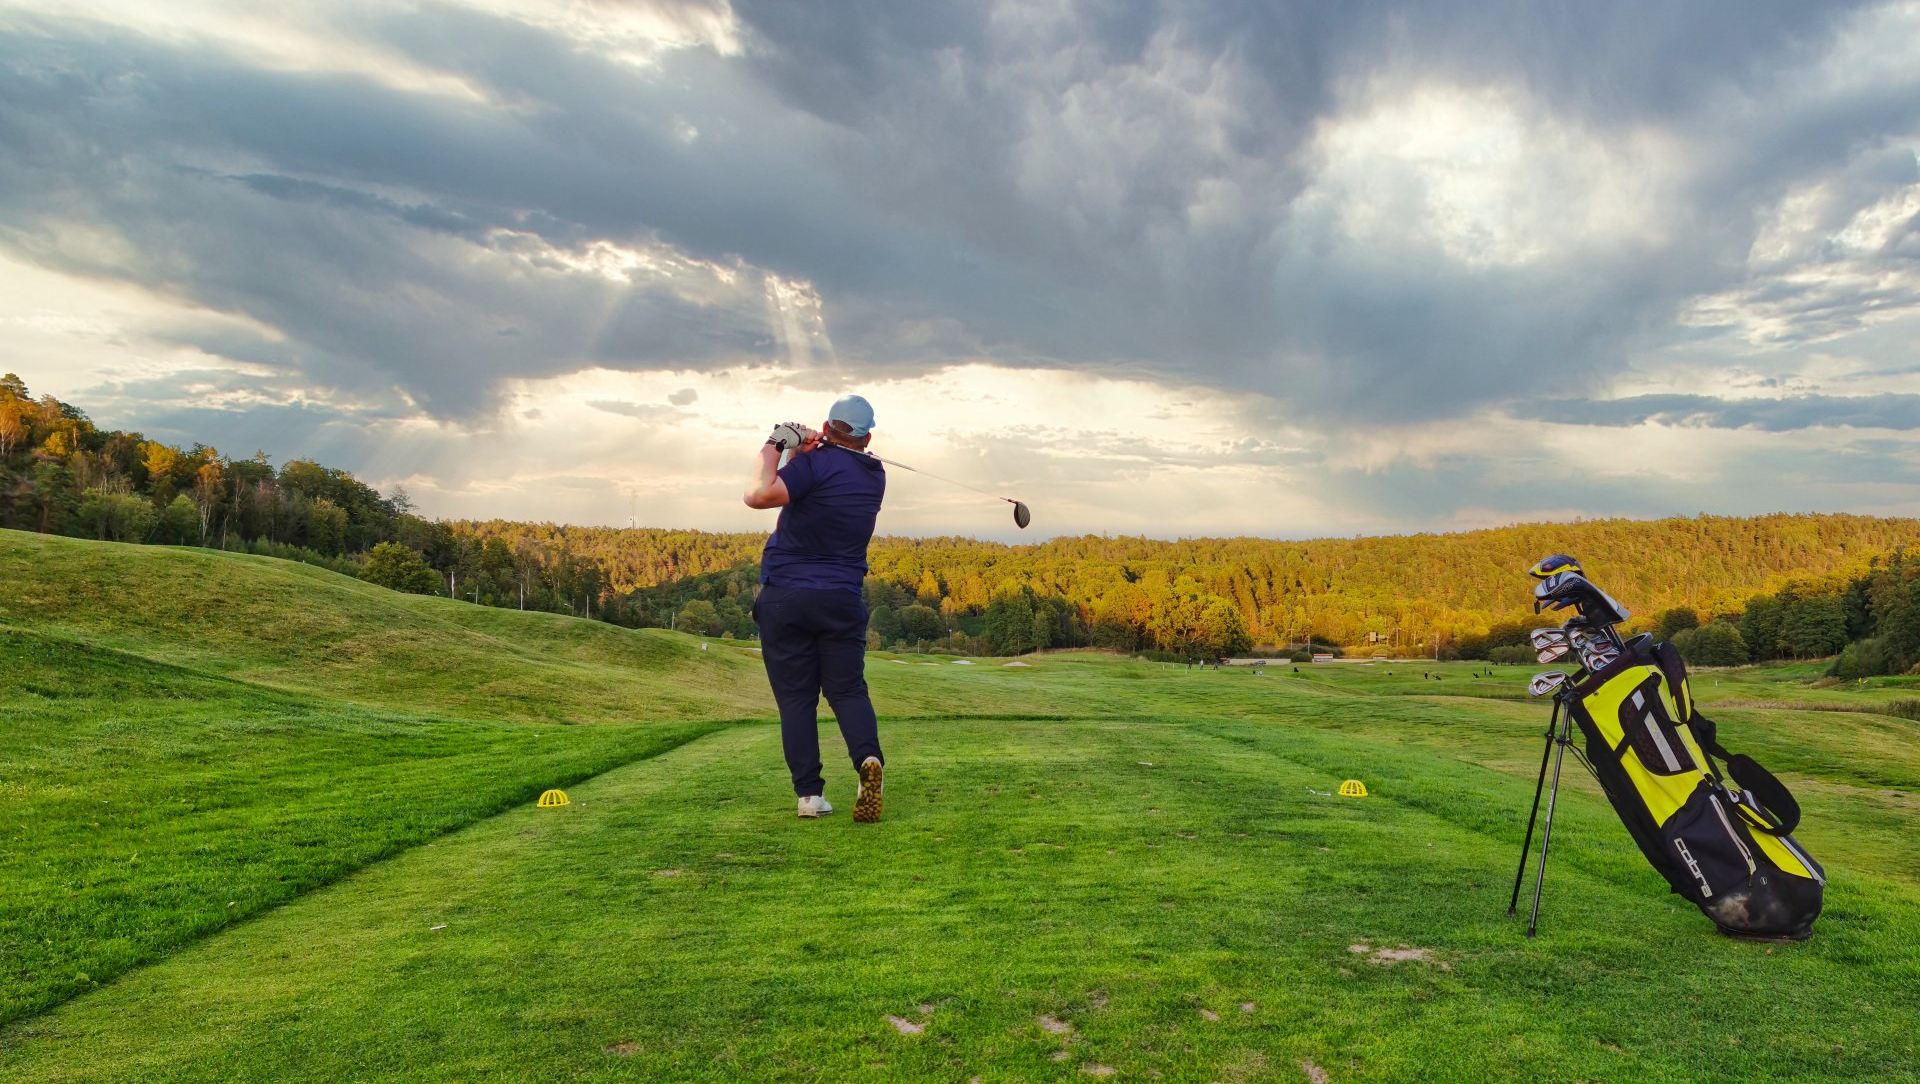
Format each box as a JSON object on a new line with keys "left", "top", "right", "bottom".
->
{"left": 0, "top": 531, "right": 777, "bottom": 1023}
{"left": 0, "top": 624, "right": 725, "bottom": 1025}
{"left": 5, "top": 716, "right": 1917, "bottom": 1083}
{"left": 0, "top": 530, "right": 774, "bottom": 723}
{"left": 4, "top": 530, "right": 1920, "bottom": 1081}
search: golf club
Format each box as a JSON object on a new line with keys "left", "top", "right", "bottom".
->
{"left": 1528, "top": 670, "right": 1571, "bottom": 698}
{"left": 1530, "top": 627, "right": 1572, "bottom": 664}
{"left": 1578, "top": 642, "right": 1621, "bottom": 670}
{"left": 865, "top": 450, "right": 1030, "bottom": 530}
{"left": 1514, "top": 557, "right": 1633, "bottom": 937}
{"left": 1534, "top": 570, "right": 1631, "bottom": 627}
{"left": 1562, "top": 613, "right": 1622, "bottom": 652}
{"left": 788, "top": 428, "right": 1031, "bottom": 530}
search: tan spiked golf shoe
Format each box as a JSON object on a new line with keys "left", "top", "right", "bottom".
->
{"left": 853, "top": 757, "right": 883, "bottom": 823}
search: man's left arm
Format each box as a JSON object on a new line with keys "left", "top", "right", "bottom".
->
{"left": 744, "top": 444, "right": 790, "bottom": 509}
{"left": 745, "top": 427, "right": 822, "bottom": 509}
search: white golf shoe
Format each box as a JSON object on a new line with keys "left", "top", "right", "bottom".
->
{"left": 854, "top": 756, "right": 883, "bottom": 823}
{"left": 797, "top": 795, "right": 834, "bottom": 818}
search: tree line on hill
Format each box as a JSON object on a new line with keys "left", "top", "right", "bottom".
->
{"left": 0, "top": 375, "right": 607, "bottom": 618}
{"left": 5, "top": 374, "right": 1917, "bottom": 666}
{"left": 1386, "top": 550, "right": 1920, "bottom": 675}
{"left": 453, "top": 516, "right": 1920, "bottom": 664}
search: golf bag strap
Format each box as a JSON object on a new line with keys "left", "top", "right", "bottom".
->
{"left": 1692, "top": 712, "right": 1801, "bottom": 835}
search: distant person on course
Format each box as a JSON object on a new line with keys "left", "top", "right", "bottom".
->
{"left": 743, "top": 394, "right": 887, "bottom": 822}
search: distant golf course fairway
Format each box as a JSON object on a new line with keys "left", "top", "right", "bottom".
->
{"left": 4, "top": 533, "right": 1918, "bottom": 1082}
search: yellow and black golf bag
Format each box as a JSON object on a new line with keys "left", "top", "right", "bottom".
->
{"left": 1566, "top": 641, "right": 1825, "bottom": 939}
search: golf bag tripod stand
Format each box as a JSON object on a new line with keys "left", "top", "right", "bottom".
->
{"left": 1508, "top": 691, "right": 1583, "bottom": 938}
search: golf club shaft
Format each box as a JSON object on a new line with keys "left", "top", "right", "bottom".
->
{"left": 860, "top": 451, "right": 1008, "bottom": 501}
{"left": 832, "top": 444, "right": 1023, "bottom": 508}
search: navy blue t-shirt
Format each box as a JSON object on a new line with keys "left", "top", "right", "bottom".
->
{"left": 759, "top": 444, "right": 886, "bottom": 594}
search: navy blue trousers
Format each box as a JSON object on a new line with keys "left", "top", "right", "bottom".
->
{"left": 754, "top": 583, "right": 883, "bottom": 797}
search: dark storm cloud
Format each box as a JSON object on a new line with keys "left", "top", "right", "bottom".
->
{"left": 732, "top": 0, "right": 1867, "bottom": 134}
{"left": 1526, "top": 394, "right": 1920, "bottom": 432}
{"left": 0, "top": 13, "right": 1038, "bottom": 414}
{"left": 1, "top": 0, "right": 1916, "bottom": 427}
{"left": 728, "top": 0, "right": 1915, "bottom": 417}
{"left": 0, "top": 28, "right": 772, "bottom": 414}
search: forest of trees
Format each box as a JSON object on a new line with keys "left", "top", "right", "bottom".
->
{"left": 1583, "top": 552, "right": 1920, "bottom": 675}
{"left": 6, "top": 374, "right": 1919, "bottom": 664}
{"left": 0, "top": 375, "right": 609, "bottom": 619}
{"left": 1764, "top": 553, "right": 1920, "bottom": 677}
{"left": 456, "top": 514, "right": 1920, "bottom": 661}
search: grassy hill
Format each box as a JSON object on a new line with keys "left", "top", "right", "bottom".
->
{"left": 0, "top": 531, "right": 774, "bottom": 724}
{"left": 3, "top": 530, "right": 1919, "bottom": 1082}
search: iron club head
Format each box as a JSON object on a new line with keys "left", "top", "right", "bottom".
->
{"left": 1530, "top": 628, "right": 1572, "bottom": 662}
{"left": 1528, "top": 670, "right": 1572, "bottom": 698}
{"left": 1577, "top": 641, "right": 1621, "bottom": 671}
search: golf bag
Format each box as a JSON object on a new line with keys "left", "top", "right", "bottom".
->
{"left": 1566, "top": 641, "right": 1825, "bottom": 939}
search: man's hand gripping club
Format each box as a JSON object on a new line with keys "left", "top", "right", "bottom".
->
{"left": 744, "top": 422, "right": 821, "bottom": 509}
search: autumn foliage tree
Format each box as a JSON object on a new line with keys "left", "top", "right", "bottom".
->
{"left": 8, "top": 374, "right": 1920, "bottom": 661}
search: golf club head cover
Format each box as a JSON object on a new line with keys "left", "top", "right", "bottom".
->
{"left": 1529, "top": 554, "right": 1583, "bottom": 579}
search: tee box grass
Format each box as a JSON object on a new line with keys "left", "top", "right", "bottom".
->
{"left": 2, "top": 530, "right": 1918, "bottom": 1082}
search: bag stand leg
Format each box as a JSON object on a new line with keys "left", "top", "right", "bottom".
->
{"left": 1508, "top": 699, "right": 1561, "bottom": 916}
{"left": 1526, "top": 701, "right": 1575, "bottom": 938}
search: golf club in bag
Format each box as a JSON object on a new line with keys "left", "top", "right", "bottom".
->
{"left": 1508, "top": 555, "right": 1825, "bottom": 940}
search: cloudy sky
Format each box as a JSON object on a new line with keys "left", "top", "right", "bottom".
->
{"left": 4, "top": 0, "right": 1919, "bottom": 540}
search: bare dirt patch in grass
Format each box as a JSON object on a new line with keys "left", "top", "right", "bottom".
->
{"left": 1348, "top": 942, "right": 1448, "bottom": 969}
{"left": 1216, "top": 1050, "right": 1270, "bottom": 1082}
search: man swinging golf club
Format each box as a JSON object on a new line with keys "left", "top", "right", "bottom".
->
{"left": 743, "top": 394, "right": 886, "bottom": 822}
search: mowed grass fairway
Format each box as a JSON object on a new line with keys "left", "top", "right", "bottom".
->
{"left": 3, "top": 533, "right": 1918, "bottom": 1082}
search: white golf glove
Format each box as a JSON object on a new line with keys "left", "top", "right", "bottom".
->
{"left": 766, "top": 422, "right": 816, "bottom": 451}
